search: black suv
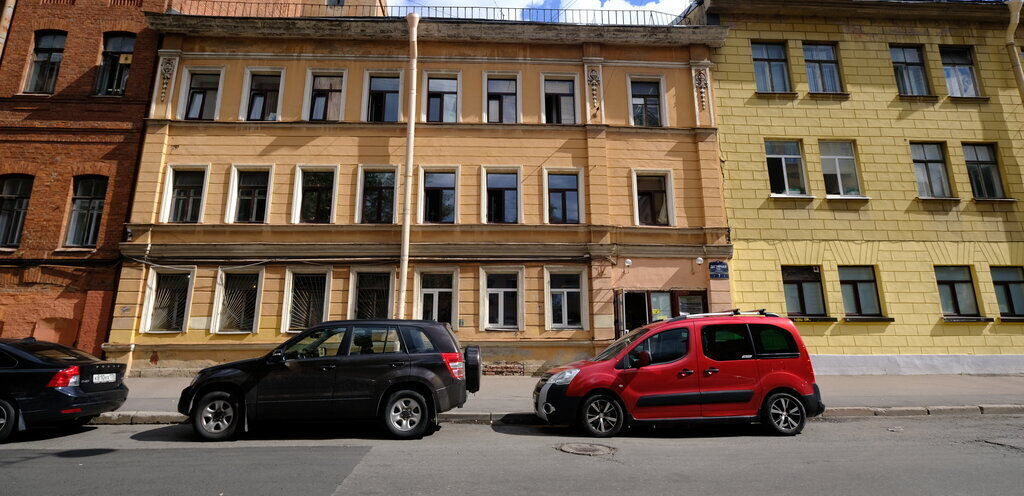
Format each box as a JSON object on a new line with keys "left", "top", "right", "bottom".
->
{"left": 179, "top": 320, "right": 481, "bottom": 440}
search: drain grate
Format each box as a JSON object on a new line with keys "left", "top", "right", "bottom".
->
{"left": 557, "top": 443, "right": 616, "bottom": 456}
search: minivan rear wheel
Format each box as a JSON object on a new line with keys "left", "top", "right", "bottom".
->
{"left": 383, "top": 390, "right": 431, "bottom": 440}
{"left": 579, "top": 394, "right": 624, "bottom": 438}
{"left": 762, "top": 392, "right": 806, "bottom": 436}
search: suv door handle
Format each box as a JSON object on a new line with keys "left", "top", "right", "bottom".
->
{"left": 704, "top": 367, "right": 719, "bottom": 376}
{"left": 320, "top": 364, "right": 337, "bottom": 371}
{"left": 390, "top": 362, "right": 404, "bottom": 368}
{"left": 678, "top": 369, "right": 694, "bottom": 377}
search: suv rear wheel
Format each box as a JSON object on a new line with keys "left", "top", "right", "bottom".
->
{"left": 383, "top": 390, "right": 431, "bottom": 439}
{"left": 0, "top": 398, "right": 16, "bottom": 443}
{"left": 192, "top": 391, "right": 240, "bottom": 441}
{"left": 579, "top": 394, "right": 625, "bottom": 438}
{"left": 762, "top": 392, "right": 806, "bottom": 436}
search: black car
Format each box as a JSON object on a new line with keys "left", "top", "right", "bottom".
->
{"left": 179, "top": 320, "right": 481, "bottom": 441}
{"left": 0, "top": 337, "right": 128, "bottom": 442}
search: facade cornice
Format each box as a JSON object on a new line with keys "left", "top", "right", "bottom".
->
{"left": 698, "top": 0, "right": 1007, "bottom": 23}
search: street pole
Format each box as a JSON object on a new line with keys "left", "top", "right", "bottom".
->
{"left": 397, "top": 13, "right": 419, "bottom": 319}
{"left": 1006, "top": 0, "right": 1024, "bottom": 104}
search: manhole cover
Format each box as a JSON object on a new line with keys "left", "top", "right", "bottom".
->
{"left": 557, "top": 443, "right": 616, "bottom": 456}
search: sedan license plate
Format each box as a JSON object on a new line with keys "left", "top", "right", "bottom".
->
{"left": 93, "top": 373, "right": 116, "bottom": 384}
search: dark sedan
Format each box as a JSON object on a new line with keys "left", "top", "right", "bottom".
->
{"left": 0, "top": 337, "right": 128, "bottom": 442}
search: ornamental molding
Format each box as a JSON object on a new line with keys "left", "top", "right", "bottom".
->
{"left": 159, "top": 57, "right": 178, "bottom": 102}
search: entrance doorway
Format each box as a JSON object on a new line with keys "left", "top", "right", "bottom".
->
{"left": 621, "top": 290, "right": 709, "bottom": 334}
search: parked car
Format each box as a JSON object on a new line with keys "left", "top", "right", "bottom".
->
{"left": 179, "top": 320, "right": 481, "bottom": 441}
{"left": 535, "top": 310, "right": 824, "bottom": 437}
{"left": 0, "top": 337, "right": 128, "bottom": 442}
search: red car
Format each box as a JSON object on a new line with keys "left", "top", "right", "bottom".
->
{"left": 535, "top": 310, "right": 824, "bottom": 437}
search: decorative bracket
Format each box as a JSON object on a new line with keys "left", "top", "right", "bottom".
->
{"left": 586, "top": 66, "right": 602, "bottom": 117}
{"left": 159, "top": 57, "right": 178, "bottom": 102}
{"left": 694, "top": 68, "right": 708, "bottom": 111}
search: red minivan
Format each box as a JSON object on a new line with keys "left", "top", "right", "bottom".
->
{"left": 534, "top": 310, "right": 824, "bottom": 437}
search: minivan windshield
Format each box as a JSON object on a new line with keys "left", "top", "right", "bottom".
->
{"left": 591, "top": 326, "right": 651, "bottom": 361}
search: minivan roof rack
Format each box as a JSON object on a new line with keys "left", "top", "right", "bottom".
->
{"left": 665, "top": 309, "right": 780, "bottom": 322}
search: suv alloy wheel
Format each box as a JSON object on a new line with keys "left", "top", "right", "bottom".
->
{"left": 193, "top": 390, "right": 240, "bottom": 441}
{"left": 383, "top": 389, "right": 431, "bottom": 439}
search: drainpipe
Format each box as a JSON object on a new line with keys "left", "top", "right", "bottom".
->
{"left": 1006, "top": 0, "right": 1024, "bottom": 103}
{"left": 0, "top": 0, "right": 17, "bottom": 66}
{"left": 396, "top": 13, "right": 420, "bottom": 319}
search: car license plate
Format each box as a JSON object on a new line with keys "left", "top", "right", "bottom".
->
{"left": 93, "top": 373, "right": 116, "bottom": 384}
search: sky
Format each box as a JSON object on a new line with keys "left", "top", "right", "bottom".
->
{"left": 389, "top": 0, "right": 695, "bottom": 17}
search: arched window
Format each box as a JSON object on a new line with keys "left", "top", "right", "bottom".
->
{"left": 65, "top": 175, "right": 108, "bottom": 248}
{"left": 0, "top": 175, "right": 34, "bottom": 247}
{"left": 95, "top": 32, "right": 136, "bottom": 96}
{"left": 25, "top": 31, "right": 67, "bottom": 94}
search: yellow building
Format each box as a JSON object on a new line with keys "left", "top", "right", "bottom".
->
{"left": 684, "top": 0, "right": 1024, "bottom": 373}
{"left": 104, "top": 2, "right": 733, "bottom": 374}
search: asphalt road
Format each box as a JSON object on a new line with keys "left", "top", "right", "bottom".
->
{"left": 3, "top": 416, "right": 1023, "bottom": 496}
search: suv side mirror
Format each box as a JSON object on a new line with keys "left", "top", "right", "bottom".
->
{"left": 268, "top": 348, "right": 285, "bottom": 364}
{"left": 635, "top": 350, "right": 652, "bottom": 368}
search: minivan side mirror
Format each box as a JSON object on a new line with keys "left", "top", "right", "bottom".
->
{"left": 268, "top": 348, "right": 285, "bottom": 364}
{"left": 635, "top": 350, "right": 652, "bottom": 368}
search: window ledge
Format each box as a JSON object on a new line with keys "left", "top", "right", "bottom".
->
{"left": 770, "top": 193, "right": 815, "bottom": 200}
{"left": 484, "top": 328, "right": 521, "bottom": 332}
{"left": 948, "top": 96, "right": 990, "bottom": 104}
{"left": 14, "top": 93, "right": 52, "bottom": 98}
{"left": 90, "top": 94, "right": 125, "bottom": 99}
{"left": 755, "top": 91, "right": 799, "bottom": 100}
{"left": 142, "top": 330, "right": 185, "bottom": 334}
{"left": 942, "top": 316, "right": 994, "bottom": 323}
{"left": 808, "top": 92, "right": 850, "bottom": 100}
{"left": 789, "top": 316, "right": 838, "bottom": 323}
{"left": 213, "top": 331, "right": 257, "bottom": 335}
{"left": 998, "top": 316, "right": 1024, "bottom": 323}
{"left": 973, "top": 197, "right": 1017, "bottom": 203}
{"left": 898, "top": 94, "right": 940, "bottom": 103}
{"left": 843, "top": 316, "right": 895, "bottom": 323}
{"left": 0, "top": 248, "right": 17, "bottom": 253}
{"left": 52, "top": 248, "right": 97, "bottom": 254}
{"left": 551, "top": 327, "right": 585, "bottom": 331}
{"left": 825, "top": 194, "right": 870, "bottom": 201}
{"left": 917, "top": 196, "right": 961, "bottom": 202}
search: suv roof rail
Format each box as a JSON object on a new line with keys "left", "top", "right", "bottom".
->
{"left": 665, "top": 308, "right": 780, "bottom": 322}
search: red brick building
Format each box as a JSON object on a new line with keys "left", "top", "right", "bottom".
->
{"left": 0, "top": 0, "right": 164, "bottom": 355}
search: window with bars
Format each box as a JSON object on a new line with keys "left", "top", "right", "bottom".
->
{"left": 486, "top": 172, "right": 518, "bottom": 224}
{"left": 426, "top": 77, "right": 458, "bottom": 123}
{"left": 963, "top": 144, "right": 1004, "bottom": 199}
{"left": 367, "top": 76, "right": 400, "bottom": 122}
{"left": 234, "top": 171, "right": 269, "bottom": 223}
{"left": 0, "top": 175, "right": 33, "bottom": 247}
{"left": 309, "top": 75, "right": 343, "bottom": 121}
{"left": 486, "top": 78, "right": 517, "bottom": 123}
{"left": 804, "top": 43, "right": 842, "bottom": 93}
{"left": 420, "top": 273, "right": 454, "bottom": 325}
{"left": 26, "top": 31, "right": 65, "bottom": 94}
{"left": 95, "top": 33, "right": 135, "bottom": 96}
{"left": 218, "top": 273, "right": 260, "bottom": 333}
{"left": 782, "top": 266, "right": 826, "bottom": 316}
{"left": 299, "top": 170, "right": 333, "bottom": 223}
{"left": 550, "top": 273, "right": 582, "bottom": 329}
{"left": 911, "top": 143, "right": 952, "bottom": 198}
{"left": 934, "top": 266, "right": 979, "bottom": 317}
{"left": 64, "top": 176, "right": 107, "bottom": 248}
{"left": 150, "top": 273, "right": 190, "bottom": 332}
{"left": 423, "top": 172, "right": 455, "bottom": 223}
{"left": 288, "top": 273, "right": 327, "bottom": 332}
{"left": 820, "top": 141, "right": 861, "bottom": 196}
{"left": 361, "top": 171, "right": 395, "bottom": 223}
{"left": 544, "top": 79, "right": 575, "bottom": 124}
{"left": 184, "top": 73, "right": 219, "bottom": 120}
{"left": 635, "top": 175, "right": 669, "bottom": 226}
{"left": 891, "top": 46, "right": 930, "bottom": 96}
{"left": 246, "top": 74, "right": 281, "bottom": 121}
{"left": 169, "top": 170, "right": 204, "bottom": 223}
{"left": 547, "top": 173, "right": 579, "bottom": 224}
{"left": 766, "top": 141, "right": 807, "bottom": 195}
{"left": 992, "top": 267, "right": 1024, "bottom": 317}
{"left": 940, "top": 46, "right": 979, "bottom": 97}
{"left": 752, "top": 43, "right": 791, "bottom": 92}
{"left": 355, "top": 272, "right": 390, "bottom": 320}
{"left": 486, "top": 272, "right": 519, "bottom": 329}
{"left": 630, "top": 81, "right": 661, "bottom": 127}
{"left": 839, "top": 266, "right": 882, "bottom": 316}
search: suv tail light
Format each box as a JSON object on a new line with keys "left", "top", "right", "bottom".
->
{"left": 47, "top": 366, "right": 81, "bottom": 387}
{"left": 441, "top": 353, "right": 465, "bottom": 380}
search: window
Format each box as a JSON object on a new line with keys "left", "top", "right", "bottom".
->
{"left": 941, "top": 46, "right": 979, "bottom": 97}
{"left": 64, "top": 176, "right": 107, "bottom": 248}
{"left": 630, "top": 81, "right": 662, "bottom": 127}
{"left": 149, "top": 273, "right": 190, "bottom": 332}
{"left": 935, "top": 266, "right": 979, "bottom": 317}
{"left": 547, "top": 173, "right": 579, "bottom": 224}
{"left": 628, "top": 327, "right": 688, "bottom": 367}
{"left": 360, "top": 170, "right": 395, "bottom": 224}
{"left": 766, "top": 141, "right": 807, "bottom": 195}
{"left": 423, "top": 171, "right": 455, "bottom": 223}
{"left": 286, "top": 272, "right": 328, "bottom": 332}
{"left": 234, "top": 170, "right": 269, "bottom": 223}
{"left": 992, "top": 267, "right": 1024, "bottom": 317}
{"left": 635, "top": 174, "right": 669, "bottom": 226}
{"left": 246, "top": 73, "right": 281, "bottom": 121}
{"left": 485, "top": 272, "right": 519, "bottom": 329}
{"left": 752, "top": 43, "right": 791, "bottom": 92}
{"left": 749, "top": 324, "right": 799, "bottom": 358}
{"left": 184, "top": 73, "right": 220, "bottom": 120}
{"left": 95, "top": 33, "right": 135, "bottom": 96}
{"left": 426, "top": 77, "right": 457, "bottom": 123}
{"left": 0, "top": 175, "right": 33, "bottom": 247}
{"left": 963, "top": 144, "right": 1004, "bottom": 199}
{"left": 350, "top": 326, "right": 402, "bottom": 354}
{"left": 803, "top": 43, "right": 842, "bottom": 93}
{"left": 911, "top": 143, "right": 951, "bottom": 198}
{"left": 401, "top": 327, "right": 437, "bottom": 354}
{"left": 216, "top": 272, "right": 260, "bottom": 333}
{"left": 282, "top": 327, "right": 345, "bottom": 360}
{"left": 486, "top": 78, "right": 517, "bottom": 124}
{"left": 309, "top": 75, "right": 343, "bottom": 121}
{"left": 168, "top": 170, "right": 204, "bottom": 223}
{"left": 549, "top": 273, "right": 582, "bottom": 329}
{"left": 544, "top": 79, "right": 575, "bottom": 124}
{"left": 782, "top": 266, "right": 826, "bottom": 316}
{"left": 25, "top": 31, "right": 65, "bottom": 94}
{"left": 839, "top": 266, "right": 881, "bottom": 316}
{"left": 486, "top": 172, "right": 518, "bottom": 224}
{"left": 298, "top": 170, "right": 334, "bottom": 223}
{"left": 354, "top": 272, "right": 391, "bottom": 319}
{"left": 702, "top": 324, "right": 755, "bottom": 361}
{"left": 367, "top": 76, "right": 400, "bottom": 122}
{"left": 891, "top": 46, "right": 930, "bottom": 96}
{"left": 0, "top": 351, "right": 16, "bottom": 368}
{"left": 820, "top": 141, "right": 861, "bottom": 196}
{"left": 420, "top": 273, "right": 454, "bottom": 325}
{"left": 622, "top": 290, "right": 707, "bottom": 332}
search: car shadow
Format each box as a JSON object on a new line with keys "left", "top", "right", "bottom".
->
{"left": 129, "top": 420, "right": 422, "bottom": 443}
{"left": 5, "top": 424, "right": 98, "bottom": 443}
{"left": 490, "top": 421, "right": 769, "bottom": 439}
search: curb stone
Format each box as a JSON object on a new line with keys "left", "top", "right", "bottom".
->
{"left": 927, "top": 405, "right": 981, "bottom": 415}
{"left": 979, "top": 404, "right": 1024, "bottom": 414}
{"left": 823, "top": 407, "right": 877, "bottom": 417}
{"left": 876, "top": 406, "right": 929, "bottom": 416}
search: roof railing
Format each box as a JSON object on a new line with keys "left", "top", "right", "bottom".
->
{"left": 665, "top": 309, "right": 781, "bottom": 322}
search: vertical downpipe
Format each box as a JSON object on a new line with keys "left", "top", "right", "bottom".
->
{"left": 397, "top": 13, "right": 420, "bottom": 319}
{"left": 1006, "top": 0, "right": 1024, "bottom": 104}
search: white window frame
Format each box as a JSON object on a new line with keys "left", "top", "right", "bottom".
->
{"left": 139, "top": 266, "right": 196, "bottom": 334}
{"left": 819, "top": 141, "right": 864, "bottom": 198}
{"left": 482, "top": 71, "right": 522, "bottom": 124}
{"left": 281, "top": 266, "right": 332, "bottom": 333}
{"left": 421, "top": 70, "right": 461, "bottom": 123}
{"left": 766, "top": 140, "right": 810, "bottom": 197}
{"left": 238, "top": 66, "right": 286, "bottom": 122}
{"left": 539, "top": 72, "right": 581, "bottom": 125}
{"left": 630, "top": 169, "right": 677, "bottom": 227}
{"left": 347, "top": 266, "right": 396, "bottom": 319}
{"left": 480, "top": 266, "right": 525, "bottom": 331}
{"left": 361, "top": 69, "right": 404, "bottom": 122}
{"left": 542, "top": 167, "right": 586, "bottom": 224}
{"left": 160, "top": 164, "right": 210, "bottom": 223}
{"left": 626, "top": 74, "right": 668, "bottom": 127}
{"left": 225, "top": 164, "right": 274, "bottom": 224}
{"left": 177, "top": 66, "right": 225, "bottom": 120}
{"left": 210, "top": 266, "right": 265, "bottom": 335}
{"left": 418, "top": 165, "right": 460, "bottom": 224}
{"left": 544, "top": 266, "right": 589, "bottom": 331}
{"left": 291, "top": 165, "right": 339, "bottom": 224}
{"left": 480, "top": 165, "right": 523, "bottom": 224}
{"left": 301, "top": 68, "right": 347, "bottom": 121}
{"left": 355, "top": 164, "right": 400, "bottom": 224}
{"left": 413, "top": 266, "right": 459, "bottom": 329}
